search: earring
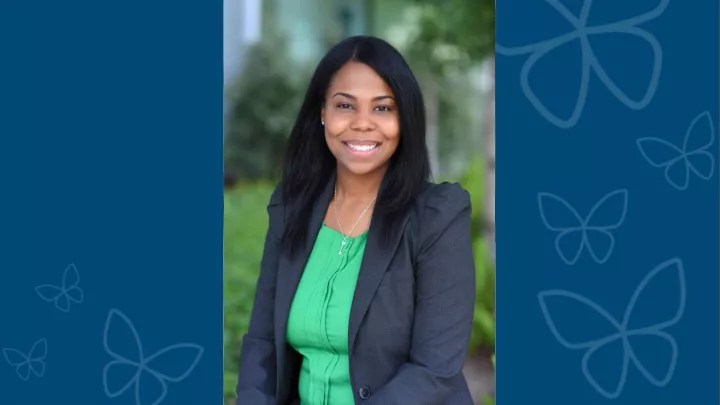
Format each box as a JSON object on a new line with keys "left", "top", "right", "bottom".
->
{"left": 321, "top": 121, "right": 325, "bottom": 126}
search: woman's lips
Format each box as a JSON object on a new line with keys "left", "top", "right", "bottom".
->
{"left": 343, "top": 141, "right": 380, "bottom": 157}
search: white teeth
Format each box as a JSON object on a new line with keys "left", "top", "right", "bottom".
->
{"left": 346, "top": 143, "right": 378, "bottom": 152}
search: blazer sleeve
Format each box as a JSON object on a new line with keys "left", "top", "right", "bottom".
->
{"left": 236, "top": 185, "right": 284, "bottom": 405}
{"left": 366, "top": 183, "right": 477, "bottom": 405}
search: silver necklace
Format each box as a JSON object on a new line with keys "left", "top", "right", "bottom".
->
{"left": 333, "top": 187, "right": 376, "bottom": 256}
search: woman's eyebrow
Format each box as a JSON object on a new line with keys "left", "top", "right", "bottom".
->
{"left": 332, "top": 92, "right": 395, "bottom": 102}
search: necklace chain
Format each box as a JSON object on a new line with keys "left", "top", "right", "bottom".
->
{"left": 333, "top": 187, "right": 376, "bottom": 256}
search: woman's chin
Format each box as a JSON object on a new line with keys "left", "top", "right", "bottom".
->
{"left": 338, "top": 160, "right": 390, "bottom": 177}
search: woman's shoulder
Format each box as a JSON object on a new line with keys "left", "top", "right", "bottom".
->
{"left": 404, "top": 181, "right": 472, "bottom": 256}
{"left": 406, "top": 181, "right": 472, "bottom": 237}
{"left": 264, "top": 183, "right": 287, "bottom": 231}
{"left": 416, "top": 181, "right": 471, "bottom": 214}
{"left": 267, "top": 182, "right": 285, "bottom": 207}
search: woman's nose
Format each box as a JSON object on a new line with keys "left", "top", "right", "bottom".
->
{"left": 350, "top": 111, "right": 374, "bottom": 132}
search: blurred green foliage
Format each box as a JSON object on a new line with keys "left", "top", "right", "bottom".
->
{"left": 483, "top": 354, "right": 497, "bottom": 405}
{"left": 408, "top": 0, "right": 494, "bottom": 61}
{"left": 223, "top": 184, "right": 275, "bottom": 398}
{"left": 224, "top": 34, "right": 308, "bottom": 181}
{"left": 457, "top": 157, "right": 495, "bottom": 352}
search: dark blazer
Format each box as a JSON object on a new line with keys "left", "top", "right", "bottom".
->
{"left": 236, "top": 174, "right": 477, "bottom": 405}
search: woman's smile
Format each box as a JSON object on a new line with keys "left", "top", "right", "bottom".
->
{"left": 342, "top": 140, "right": 382, "bottom": 157}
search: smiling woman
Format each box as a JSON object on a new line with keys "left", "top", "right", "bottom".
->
{"left": 235, "top": 36, "right": 476, "bottom": 405}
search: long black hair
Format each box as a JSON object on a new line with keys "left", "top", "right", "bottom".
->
{"left": 281, "top": 35, "right": 430, "bottom": 255}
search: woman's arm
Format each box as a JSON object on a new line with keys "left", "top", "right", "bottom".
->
{"left": 366, "top": 184, "right": 477, "bottom": 405}
{"left": 236, "top": 188, "right": 283, "bottom": 405}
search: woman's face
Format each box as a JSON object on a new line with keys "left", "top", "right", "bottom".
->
{"left": 322, "top": 61, "right": 400, "bottom": 177}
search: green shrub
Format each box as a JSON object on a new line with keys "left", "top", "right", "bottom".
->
{"left": 457, "top": 157, "right": 496, "bottom": 353}
{"left": 223, "top": 33, "right": 309, "bottom": 182}
{"left": 223, "top": 184, "right": 275, "bottom": 398}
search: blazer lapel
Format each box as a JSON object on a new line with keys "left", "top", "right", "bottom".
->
{"left": 274, "top": 172, "right": 336, "bottom": 395}
{"left": 348, "top": 200, "right": 411, "bottom": 353}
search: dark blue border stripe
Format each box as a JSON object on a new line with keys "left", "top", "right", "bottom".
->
{"left": 0, "top": 2, "right": 223, "bottom": 404}
{"left": 496, "top": 1, "right": 719, "bottom": 404}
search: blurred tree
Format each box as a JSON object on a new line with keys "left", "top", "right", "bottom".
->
{"left": 404, "top": 0, "right": 497, "bottom": 364}
{"left": 408, "top": 0, "right": 494, "bottom": 61}
{"left": 382, "top": 0, "right": 494, "bottom": 179}
{"left": 406, "top": 0, "right": 495, "bottom": 262}
{"left": 483, "top": 59, "right": 495, "bottom": 263}
{"left": 223, "top": 33, "right": 308, "bottom": 182}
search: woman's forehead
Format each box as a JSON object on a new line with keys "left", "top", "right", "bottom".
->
{"left": 328, "top": 62, "right": 394, "bottom": 96}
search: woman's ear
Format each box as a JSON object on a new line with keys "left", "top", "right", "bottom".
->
{"left": 320, "top": 107, "right": 325, "bottom": 126}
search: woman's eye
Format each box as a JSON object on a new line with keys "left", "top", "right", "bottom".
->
{"left": 337, "top": 103, "right": 352, "bottom": 109}
{"left": 375, "top": 105, "right": 392, "bottom": 112}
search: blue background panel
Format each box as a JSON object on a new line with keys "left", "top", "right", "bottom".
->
{"left": 496, "top": 1, "right": 719, "bottom": 404}
{"left": 0, "top": 2, "right": 223, "bottom": 405}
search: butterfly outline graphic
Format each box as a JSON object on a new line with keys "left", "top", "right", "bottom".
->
{"left": 35, "top": 262, "right": 84, "bottom": 312}
{"left": 538, "top": 257, "right": 685, "bottom": 398}
{"left": 637, "top": 110, "right": 716, "bottom": 190}
{"left": 496, "top": 0, "right": 669, "bottom": 128}
{"left": 538, "top": 189, "right": 628, "bottom": 265}
{"left": 103, "top": 308, "right": 204, "bottom": 405}
{"left": 2, "top": 338, "right": 48, "bottom": 381}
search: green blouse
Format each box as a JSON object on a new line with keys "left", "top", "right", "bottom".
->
{"left": 286, "top": 223, "right": 368, "bottom": 405}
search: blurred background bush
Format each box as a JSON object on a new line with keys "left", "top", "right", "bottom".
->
{"left": 223, "top": 0, "right": 495, "bottom": 403}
